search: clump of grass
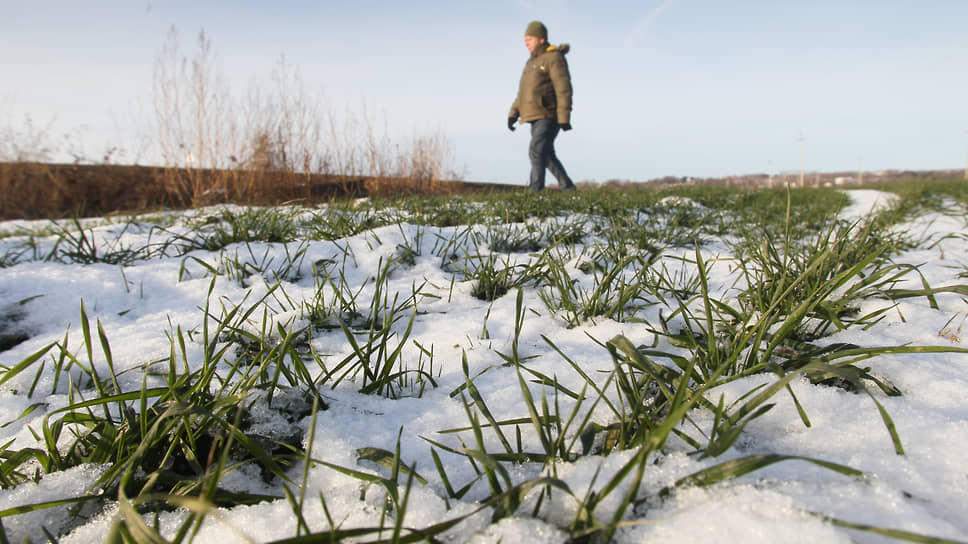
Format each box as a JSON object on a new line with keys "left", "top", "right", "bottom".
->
{"left": 393, "top": 224, "right": 425, "bottom": 268}
{"left": 310, "top": 257, "right": 437, "bottom": 398}
{"left": 0, "top": 286, "right": 325, "bottom": 539}
{"left": 469, "top": 254, "right": 517, "bottom": 301}
{"left": 539, "top": 250, "right": 659, "bottom": 327}
{"left": 44, "top": 218, "right": 167, "bottom": 265}
{"left": 178, "top": 241, "right": 309, "bottom": 286}
{"left": 487, "top": 226, "right": 545, "bottom": 253}
{"left": 301, "top": 205, "right": 393, "bottom": 240}
{"left": 178, "top": 207, "right": 301, "bottom": 251}
{"left": 302, "top": 253, "right": 366, "bottom": 329}
{"left": 453, "top": 253, "right": 544, "bottom": 302}
{"left": 397, "top": 194, "right": 490, "bottom": 227}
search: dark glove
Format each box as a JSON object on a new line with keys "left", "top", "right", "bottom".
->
{"left": 560, "top": 122, "right": 572, "bottom": 131}
{"left": 508, "top": 116, "right": 518, "bottom": 131}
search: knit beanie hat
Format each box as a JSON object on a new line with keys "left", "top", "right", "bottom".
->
{"left": 525, "top": 21, "right": 548, "bottom": 40}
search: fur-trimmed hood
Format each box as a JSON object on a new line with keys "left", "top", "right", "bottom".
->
{"left": 532, "top": 43, "right": 570, "bottom": 58}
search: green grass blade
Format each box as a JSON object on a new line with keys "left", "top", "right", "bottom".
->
{"left": 0, "top": 342, "right": 56, "bottom": 389}
{"left": 814, "top": 512, "right": 967, "bottom": 544}
{"left": 665, "top": 453, "right": 864, "bottom": 493}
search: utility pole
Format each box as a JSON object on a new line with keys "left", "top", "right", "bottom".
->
{"left": 798, "top": 133, "right": 805, "bottom": 188}
{"left": 858, "top": 155, "right": 863, "bottom": 185}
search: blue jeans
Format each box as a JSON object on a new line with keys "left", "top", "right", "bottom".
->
{"left": 529, "top": 119, "right": 575, "bottom": 191}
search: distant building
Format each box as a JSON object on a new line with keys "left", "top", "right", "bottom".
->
{"left": 834, "top": 176, "right": 855, "bottom": 186}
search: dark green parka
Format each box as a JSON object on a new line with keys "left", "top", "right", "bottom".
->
{"left": 509, "top": 43, "right": 572, "bottom": 125}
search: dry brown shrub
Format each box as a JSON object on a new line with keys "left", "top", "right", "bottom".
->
{"left": 151, "top": 27, "right": 463, "bottom": 208}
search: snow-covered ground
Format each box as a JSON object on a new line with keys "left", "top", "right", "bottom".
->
{"left": 0, "top": 190, "right": 966, "bottom": 543}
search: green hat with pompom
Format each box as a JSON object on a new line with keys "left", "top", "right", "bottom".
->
{"left": 525, "top": 21, "right": 548, "bottom": 40}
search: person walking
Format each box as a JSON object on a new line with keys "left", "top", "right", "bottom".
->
{"left": 508, "top": 21, "right": 576, "bottom": 192}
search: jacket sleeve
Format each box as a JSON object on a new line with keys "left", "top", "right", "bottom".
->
{"left": 549, "top": 53, "right": 572, "bottom": 124}
{"left": 509, "top": 98, "right": 520, "bottom": 119}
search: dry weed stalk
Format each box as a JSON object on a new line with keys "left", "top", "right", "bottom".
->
{"left": 153, "top": 26, "right": 243, "bottom": 206}
{"left": 152, "top": 27, "right": 461, "bottom": 206}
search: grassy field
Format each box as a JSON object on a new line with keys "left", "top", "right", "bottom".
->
{"left": 1, "top": 179, "right": 967, "bottom": 542}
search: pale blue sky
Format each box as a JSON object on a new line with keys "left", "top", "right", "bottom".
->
{"left": 3, "top": 1, "right": 966, "bottom": 184}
